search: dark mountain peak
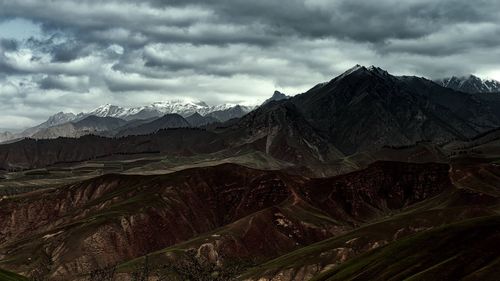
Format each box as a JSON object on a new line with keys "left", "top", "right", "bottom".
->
{"left": 160, "top": 113, "right": 185, "bottom": 119}
{"left": 236, "top": 101, "right": 344, "bottom": 163}
{"left": 340, "top": 64, "right": 367, "bottom": 76}
{"left": 273, "top": 90, "right": 287, "bottom": 98}
{"left": 185, "top": 112, "right": 218, "bottom": 127}
{"left": 335, "top": 64, "right": 393, "bottom": 83}
{"left": 188, "top": 112, "right": 203, "bottom": 118}
{"left": 291, "top": 65, "right": 500, "bottom": 154}
{"left": 262, "top": 90, "right": 291, "bottom": 105}
{"left": 367, "top": 65, "right": 390, "bottom": 76}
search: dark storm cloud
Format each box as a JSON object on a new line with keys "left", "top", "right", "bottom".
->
{"left": 148, "top": 0, "right": 500, "bottom": 43}
{"left": 0, "top": 0, "right": 500, "bottom": 129}
{"left": 38, "top": 75, "right": 90, "bottom": 91}
{"left": 0, "top": 39, "right": 18, "bottom": 51}
{"left": 2, "top": 0, "right": 499, "bottom": 48}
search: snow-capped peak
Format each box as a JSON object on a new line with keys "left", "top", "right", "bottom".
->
{"left": 78, "top": 99, "right": 256, "bottom": 121}
{"left": 435, "top": 75, "right": 500, "bottom": 93}
{"left": 146, "top": 99, "right": 212, "bottom": 116}
{"left": 88, "top": 104, "right": 127, "bottom": 118}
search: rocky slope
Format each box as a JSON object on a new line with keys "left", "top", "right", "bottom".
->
{"left": 229, "top": 101, "right": 344, "bottom": 165}
{"left": 20, "top": 112, "right": 79, "bottom": 138}
{"left": 32, "top": 116, "right": 128, "bottom": 139}
{"left": 0, "top": 129, "right": 227, "bottom": 171}
{"left": 290, "top": 65, "right": 500, "bottom": 154}
{"left": 185, "top": 112, "right": 219, "bottom": 127}
{"left": 115, "top": 114, "right": 190, "bottom": 137}
{"left": 309, "top": 216, "right": 500, "bottom": 281}
{"left": 262, "top": 91, "right": 291, "bottom": 105}
{"left": 207, "top": 105, "right": 255, "bottom": 122}
{"left": 0, "top": 162, "right": 454, "bottom": 280}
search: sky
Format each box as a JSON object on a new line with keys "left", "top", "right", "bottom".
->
{"left": 0, "top": 0, "right": 500, "bottom": 130}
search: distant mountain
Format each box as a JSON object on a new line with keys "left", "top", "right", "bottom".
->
{"left": 85, "top": 100, "right": 253, "bottom": 121}
{"left": 435, "top": 75, "right": 500, "bottom": 93}
{"left": 116, "top": 114, "right": 190, "bottom": 137}
{"left": 15, "top": 100, "right": 255, "bottom": 140}
{"left": 262, "top": 91, "right": 291, "bottom": 105}
{"left": 4, "top": 65, "right": 500, "bottom": 167}
{"left": 87, "top": 100, "right": 211, "bottom": 120}
{"left": 32, "top": 116, "right": 127, "bottom": 139}
{"left": 185, "top": 113, "right": 219, "bottom": 127}
{"left": 104, "top": 117, "right": 160, "bottom": 137}
{"left": 0, "top": 112, "right": 82, "bottom": 143}
{"left": 20, "top": 112, "right": 79, "bottom": 137}
{"left": 0, "top": 131, "right": 14, "bottom": 143}
{"left": 206, "top": 105, "right": 255, "bottom": 122}
{"left": 74, "top": 116, "right": 128, "bottom": 131}
{"left": 0, "top": 129, "right": 227, "bottom": 170}
{"left": 87, "top": 104, "right": 130, "bottom": 118}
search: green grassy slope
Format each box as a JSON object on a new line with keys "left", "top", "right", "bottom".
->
{"left": 238, "top": 206, "right": 497, "bottom": 280}
{"left": 310, "top": 216, "right": 500, "bottom": 281}
{"left": 0, "top": 268, "right": 28, "bottom": 281}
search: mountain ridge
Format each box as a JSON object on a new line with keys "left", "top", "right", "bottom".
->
{"left": 0, "top": 100, "right": 256, "bottom": 143}
{"left": 435, "top": 74, "right": 500, "bottom": 93}
{"left": 288, "top": 65, "right": 500, "bottom": 154}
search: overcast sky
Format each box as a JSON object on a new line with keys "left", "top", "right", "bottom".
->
{"left": 1, "top": 0, "right": 500, "bottom": 129}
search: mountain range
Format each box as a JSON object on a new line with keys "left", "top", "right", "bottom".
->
{"left": 86, "top": 100, "right": 255, "bottom": 121}
{"left": 435, "top": 74, "right": 500, "bottom": 93}
{"left": 3, "top": 71, "right": 498, "bottom": 145}
{"left": 291, "top": 65, "right": 500, "bottom": 154}
{"left": 1, "top": 65, "right": 500, "bottom": 280}
{"left": 1, "top": 65, "right": 499, "bottom": 170}
{"left": 0, "top": 100, "right": 256, "bottom": 143}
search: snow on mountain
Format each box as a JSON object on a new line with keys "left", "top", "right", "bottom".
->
{"left": 435, "top": 75, "right": 500, "bottom": 93}
{"left": 85, "top": 99, "right": 254, "bottom": 120}
{"left": 15, "top": 99, "right": 257, "bottom": 139}
{"left": 206, "top": 105, "right": 256, "bottom": 122}
{"left": 143, "top": 100, "right": 212, "bottom": 117}
{"left": 210, "top": 103, "right": 255, "bottom": 113}
{"left": 88, "top": 104, "right": 128, "bottom": 118}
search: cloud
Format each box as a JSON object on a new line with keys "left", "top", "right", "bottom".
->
{"left": 0, "top": 0, "right": 499, "bottom": 129}
{"left": 38, "top": 75, "right": 90, "bottom": 91}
